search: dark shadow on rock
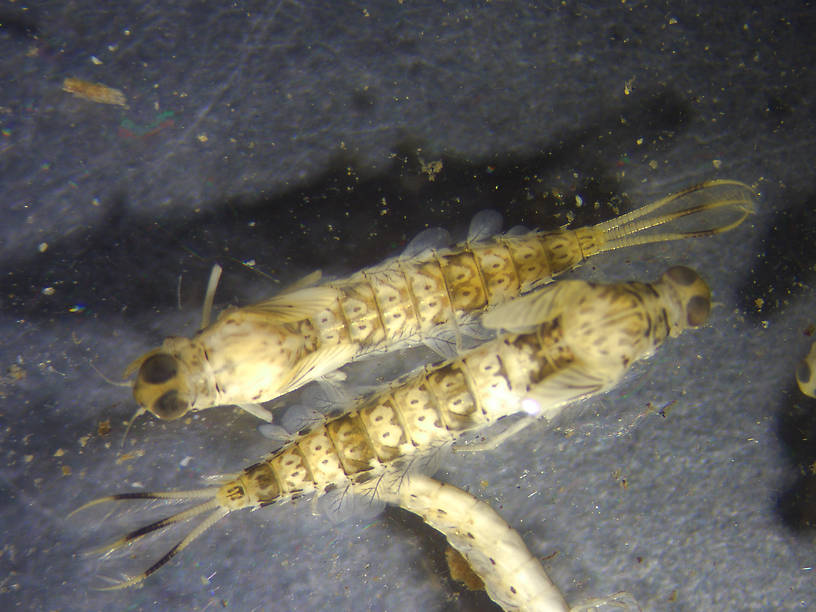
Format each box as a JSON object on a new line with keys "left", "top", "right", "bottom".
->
{"left": 775, "top": 388, "right": 816, "bottom": 530}
{"left": 736, "top": 188, "right": 816, "bottom": 323}
{"left": 0, "top": 89, "right": 692, "bottom": 323}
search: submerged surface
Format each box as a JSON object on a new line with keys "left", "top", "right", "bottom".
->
{"left": 2, "top": 2, "right": 816, "bottom": 610}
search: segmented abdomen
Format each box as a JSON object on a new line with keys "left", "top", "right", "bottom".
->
{"left": 238, "top": 271, "right": 700, "bottom": 507}
{"left": 313, "top": 230, "right": 586, "bottom": 351}
{"left": 227, "top": 330, "right": 571, "bottom": 507}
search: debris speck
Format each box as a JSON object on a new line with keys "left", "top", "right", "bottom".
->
{"left": 419, "top": 158, "right": 443, "bottom": 181}
{"left": 62, "top": 78, "right": 127, "bottom": 107}
{"left": 6, "top": 364, "right": 25, "bottom": 382}
{"left": 97, "top": 420, "right": 111, "bottom": 436}
{"left": 116, "top": 449, "right": 145, "bottom": 464}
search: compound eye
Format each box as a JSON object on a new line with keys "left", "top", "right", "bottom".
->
{"left": 665, "top": 266, "right": 699, "bottom": 287}
{"left": 686, "top": 295, "right": 711, "bottom": 327}
{"left": 798, "top": 359, "right": 812, "bottom": 388}
{"left": 151, "top": 390, "right": 189, "bottom": 420}
{"left": 139, "top": 353, "right": 178, "bottom": 385}
{"left": 662, "top": 266, "right": 711, "bottom": 329}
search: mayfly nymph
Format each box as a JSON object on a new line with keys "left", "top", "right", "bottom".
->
{"left": 75, "top": 266, "right": 711, "bottom": 589}
{"left": 124, "top": 180, "right": 751, "bottom": 424}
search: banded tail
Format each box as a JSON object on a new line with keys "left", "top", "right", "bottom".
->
{"left": 580, "top": 179, "right": 755, "bottom": 255}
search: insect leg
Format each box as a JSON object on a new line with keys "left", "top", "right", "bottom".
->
{"left": 453, "top": 415, "right": 537, "bottom": 453}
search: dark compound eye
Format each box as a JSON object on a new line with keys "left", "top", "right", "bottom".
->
{"left": 151, "top": 390, "right": 188, "bottom": 420}
{"left": 666, "top": 266, "right": 699, "bottom": 286}
{"left": 798, "top": 359, "right": 812, "bottom": 386}
{"left": 140, "top": 353, "right": 178, "bottom": 385}
{"left": 686, "top": 295, "right": 711, "bottom": 327}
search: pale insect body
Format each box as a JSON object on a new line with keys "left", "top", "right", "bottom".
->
{"left": 75, "top": 266, "right": 712, "bottom": 591}
{"left": 796, "top": 340, "right": 816, "bottom": 398}
{"left": 385, "top": 474, "right": 570, "bottom": 611}
{"left": 126, "top": 180, "right": 752, "bottom": 423}
{"left": 384, "top": 475, "right": 640, "bottom": 611}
